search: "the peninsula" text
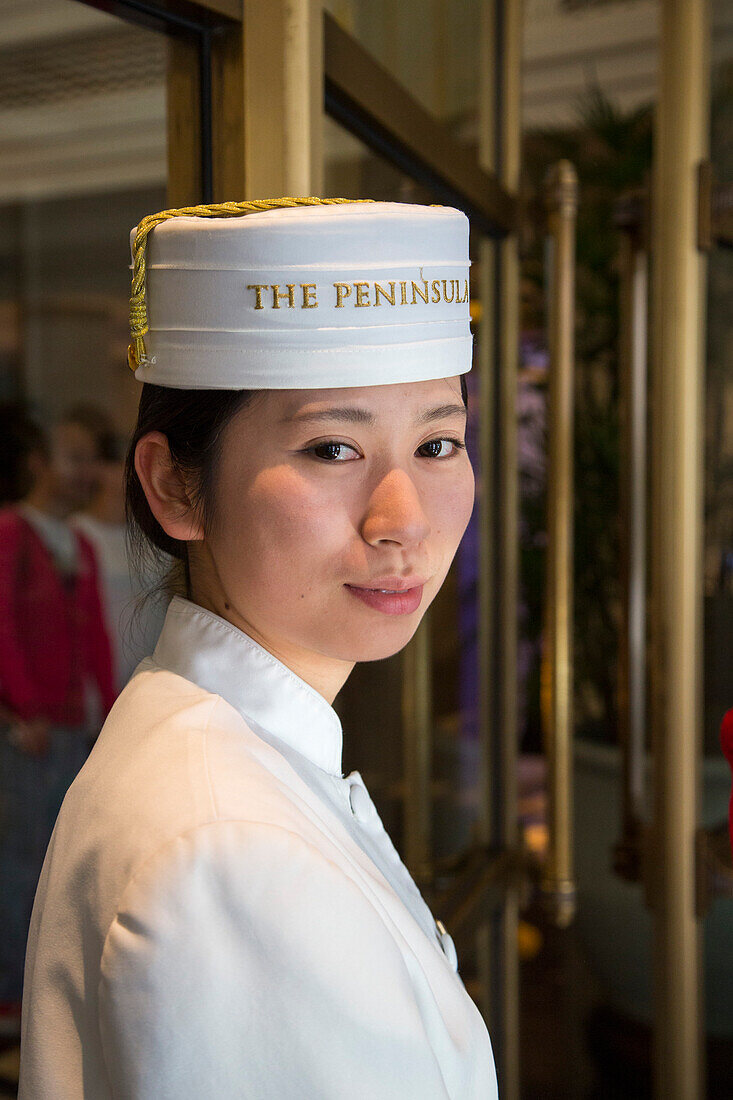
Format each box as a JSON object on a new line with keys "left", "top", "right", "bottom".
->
{"left": 246, "top": 278, "right": 470, "bottom": 311}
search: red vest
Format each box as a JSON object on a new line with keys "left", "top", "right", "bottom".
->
{"left": 0, "top": 507, "right": 116, "bottom": 726}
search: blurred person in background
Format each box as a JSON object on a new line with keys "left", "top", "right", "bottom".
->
{"left": 69, "top": 403, "right": 171, "bottom": 696}
{"left": 0, "top": 405, "right": 116, "bottom": 1033}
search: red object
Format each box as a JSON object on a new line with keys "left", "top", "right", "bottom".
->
{"left": 720, "top": 708, "right": 733, "bottom": 861}
{"left": 0, "top": 507, "right": 116, "bottom": 727}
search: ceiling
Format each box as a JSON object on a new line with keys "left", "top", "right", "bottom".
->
{"left": 1, "top": 0, "right": 731, "bottom": 204}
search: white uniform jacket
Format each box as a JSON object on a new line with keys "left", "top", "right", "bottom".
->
{"left": 19, "top": 596, "right": 498, "bottom": 1099}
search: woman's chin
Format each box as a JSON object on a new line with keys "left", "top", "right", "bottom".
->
{"left": 328, "top": 622, "right": 424, "bottom": 664}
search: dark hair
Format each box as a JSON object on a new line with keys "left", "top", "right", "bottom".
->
{"left": 125, "top": 374, "right": 469, "bottom": 586}
{"left": 124, "top": 385, "right": 257, "bottom": 584}
{"left": 0, "top": 403, "right": 49, "bottom": 505}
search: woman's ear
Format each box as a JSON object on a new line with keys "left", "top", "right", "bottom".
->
{"left": 134, "top": 431, "right": 204, "bottom": 542}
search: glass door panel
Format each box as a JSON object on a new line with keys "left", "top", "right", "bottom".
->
{"left": 0, "top": 5, "right": 169, "bottom": 1079}
{"left": 0, "top": 0, "right": 167, "bottom": 424}
{"left": 702, "top": 0, "right": 733, "bottom": 1062}
{"left": 323, "top": 0, "right": 481, "bottom": 147}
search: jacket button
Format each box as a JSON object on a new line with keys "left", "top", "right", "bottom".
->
{"left": 348, "top": 781, "right": 371, "bottom": 822}
{"left": 436, "top": 920, "right": 458, "bottom": 971}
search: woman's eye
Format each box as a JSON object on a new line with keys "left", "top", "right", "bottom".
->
{"left": 417, "top": 438, "right": 466, "bottom": 459}
{"left": 307, "top": 441, "right": 360, "bottom": 462}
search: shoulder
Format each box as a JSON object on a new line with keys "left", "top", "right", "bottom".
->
{"left": 96, "top": 819, "right": 440, "bottom": 1099}
{"left": 0, "top": 509, "right": 41, "bottom": 570}
{"left": 0, "top": 506, "right": 27, "bottom": 542}
{"left": 74, "top": 667, "right": 228, "bottom": 839}
{"left": 108, "top": 819, "right": 359, "bottom": 912}
{"left": 69, "top": 668, "right": 314, "bottom": 904}
{"left": 105, "top": 664, "right": 310, "bottom": 822}
{"left": 55, "top": 670, "right": 226, "bottom": 910}
{"left": 100, "top": 818, "right": 398, "bottom": 996}
{"left": 91, "top": 675, "right": 373, "bottom": 941}
{"left": 101, "top": 661, "right": 223, "bottom": 740}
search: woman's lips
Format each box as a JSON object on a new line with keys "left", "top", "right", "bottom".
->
{"left": 344, "top": 583, "right": 424, "bottom": 615}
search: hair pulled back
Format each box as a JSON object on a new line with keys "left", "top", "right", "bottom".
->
{"left": 124, "top": 385, "right": 256, "bottom": 593}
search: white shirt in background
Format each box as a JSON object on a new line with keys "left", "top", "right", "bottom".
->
{"left": 70, "top": 514, "right": 169, "bottom": 693}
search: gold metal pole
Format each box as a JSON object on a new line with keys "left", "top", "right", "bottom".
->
{"left": 540, "top": 160, "right": 578, "bottom": 929}
{"left": 476, "top": 2, "right": 522, "bottom": 1095}
{"left": 242, "top": 0, "right": 324, "bottom": 196}
{"left": 649, "top": 1, "right": 709, "bottom": 1095}
{"left": 495, "top": 0, "right": 522, "bottom": 1090}
{"left": 401, "top": 617, "right": 433, "bottom": 880}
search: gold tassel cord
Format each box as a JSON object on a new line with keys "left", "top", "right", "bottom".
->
{"left": 127, "top": 196, "right": 375, "bottom": 371}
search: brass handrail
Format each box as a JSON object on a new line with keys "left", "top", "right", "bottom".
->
{"left": 539, "top": 160, "right": 578, "bottom": 928}
{"left": 649, "top": 3, "right": 708, "bottom": 1092}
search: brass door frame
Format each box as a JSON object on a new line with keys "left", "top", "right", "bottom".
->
{"left": 82, "top": 0, "right": 243, "bottom": 202}
{"left": 322, "top": 14, "right": 515, "bottom": 234}
{"left": 474, "top": 5, "right": 522, "bottom": 1093}
{"left": 613, "top": 3, "right": 711, "bottom": 1097}
{"left": 82, "top": 1, "right": 518, "bottom": 221}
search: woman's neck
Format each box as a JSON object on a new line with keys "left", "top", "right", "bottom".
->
{"left": 189, "top": 567, "right": 354, "bottom": 705}
{"left": 23, "top": 486, "right": 70, "bottom": 520}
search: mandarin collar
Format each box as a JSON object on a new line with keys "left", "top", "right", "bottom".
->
{"left": 151, "top": 596, "right": 344, "bottom": 777}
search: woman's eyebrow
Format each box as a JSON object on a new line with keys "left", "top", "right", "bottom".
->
{"left": 417, "top": 403, "right": 467, "bottom": 424}
{"left": 282, "top": 403, "right": 467, "bottom": 426}
{"left": 283, "top": 407, "right": 374, "bottom": 425}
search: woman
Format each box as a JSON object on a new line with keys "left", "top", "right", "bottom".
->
{"left": 19, "top": 197, "right": 497, "bottom": 1098}
{"left": 0, "top": 407, "right": 115, "bottom": 1032}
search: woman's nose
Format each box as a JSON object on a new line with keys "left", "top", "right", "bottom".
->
{"left": 360, "top": 469, "right": 431, "bottom": 548}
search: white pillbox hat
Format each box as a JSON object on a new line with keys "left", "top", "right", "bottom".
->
{"left": 128, "top": 197, "right": 472, "bottom": 390}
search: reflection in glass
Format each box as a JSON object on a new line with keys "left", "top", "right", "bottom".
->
{"left": 324, "top": 0, "right": 481, "bottom": 144}
{"left": 703, "top": 0, "right": 733, "bottom": 1048}
{"left": 0, "top": 0, "right": 168, "bottom": 1051}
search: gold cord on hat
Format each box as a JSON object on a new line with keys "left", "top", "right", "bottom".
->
{"left": 127, "top": 196, "right": 375, "bottom": 372}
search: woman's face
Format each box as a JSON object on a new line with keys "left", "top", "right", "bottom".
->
{"left": 47, "top": 421, "right": 100, "bottom": 513}
{"left": 200, "top": 375, "right": 474, "bottom": 665}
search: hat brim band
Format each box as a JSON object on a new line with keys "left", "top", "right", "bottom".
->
{"left": 134, "top": 335, "right": 473, "bottom": 390}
